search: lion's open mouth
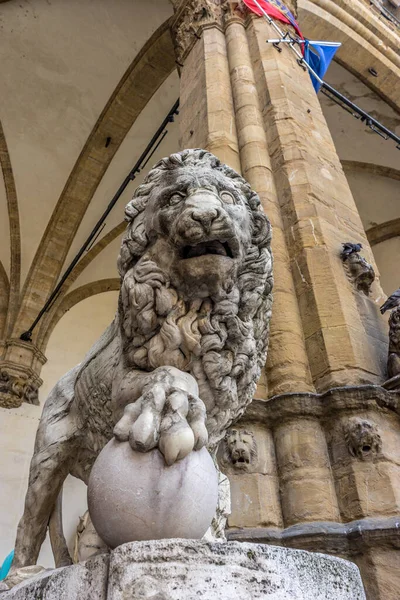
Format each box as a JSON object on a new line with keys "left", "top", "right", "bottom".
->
{"left": 181, "top": 240, "right": 233, "bottom": 259}
{"left": 232, "top": 456, "right": 249, "bottom": 465}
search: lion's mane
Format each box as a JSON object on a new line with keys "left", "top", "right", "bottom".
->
{"left": 117, "top": 149, "right": 273, "bottom": 447}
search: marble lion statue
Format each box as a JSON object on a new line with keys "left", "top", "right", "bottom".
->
{"left": 10, "top": 149, "right": 273, "bottom": 576}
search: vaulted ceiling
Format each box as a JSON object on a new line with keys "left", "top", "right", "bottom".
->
{"left": 0, "top": 0, "right": 399, "bottom": 377}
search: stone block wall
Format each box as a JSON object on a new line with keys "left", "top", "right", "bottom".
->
{"left": 222, "top": 386, "right": 400, "bottom": 599}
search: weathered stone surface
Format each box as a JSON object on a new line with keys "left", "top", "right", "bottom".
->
{"left": 1, "top": 554, "right": 109, "bottom": 599}
{"left": 88, "top": 442, "right": 218, "bottom": 547}
{"left": 107, "top": 540, "right": 366, "bottom": 599}
{"left": 0, "top": 541, "right": 367, "bottom": 599}
{"left": 12, "top": 149, "right": 273, "bottom": 569}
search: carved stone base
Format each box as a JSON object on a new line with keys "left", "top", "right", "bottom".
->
{"left": 1, "top": 540, "right": 366, "bottom": 599}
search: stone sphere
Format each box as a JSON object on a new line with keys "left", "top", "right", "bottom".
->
{"left": 88, "top": 439, "right": 218, "bottom": 548}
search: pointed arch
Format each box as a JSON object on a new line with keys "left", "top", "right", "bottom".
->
{"left": 13, "top": 20, "right": 176, "bottom": 337}
{"left": 0, "top": 119, "right": 21, "bottom": 336}
{"left": 0, "top": 260, "right": 9, "bottom": 338}
{"left": 35, "top": 222, "right": 125, "bottom": 347}
{"left": 40, "top": 278, "right": 119, "bottom": 352}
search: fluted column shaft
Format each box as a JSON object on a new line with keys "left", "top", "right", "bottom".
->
{"left": 224, "top": 19, "right": 314, "bottom": 396}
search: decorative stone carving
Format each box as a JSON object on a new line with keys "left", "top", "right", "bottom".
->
{"left": 342, "top": 252, "right": 375, "bottom": 295}
{"left": 9, "top": 149, "right": 272, "bottom": 578}
{"left": 172, "top": 1, "right": 225, "bottom": 64}
{"left": 345, "top": 418, "right": 382, "bottom": 460}
{"left": 0, "top": 368, "right": 39, "bottom": 409}
{"left": 171, "top": 1, "right": 246, "bottom": 65}
{"left": 387, "top": 306, "right": 400, "bottom": 379}
{"left": 0, "top": 339, "right": 45, "bottom": 408}
{"left": 222, "top": 1, "right": 247, "bottom": 25}
{"left": 219, "top": 428, "right": 257, "bottom": 470}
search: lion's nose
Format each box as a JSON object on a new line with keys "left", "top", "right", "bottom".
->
{"left": 191, "top": 208, "right": 219, "bottom": 231}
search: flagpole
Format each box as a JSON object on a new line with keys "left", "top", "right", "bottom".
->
{"left": 251, "top": 0, "right": 324, "bottom": 84}
{"left": 250, "top": 0, "right": 400, "bottom": 146}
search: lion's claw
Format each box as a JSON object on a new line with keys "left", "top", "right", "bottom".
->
{"left": 113, "top": 374, "right": 208, "bottom": 464}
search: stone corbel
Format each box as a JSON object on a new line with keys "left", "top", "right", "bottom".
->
{"left": 0, "top": 339, "right": 46, "bottom": 408}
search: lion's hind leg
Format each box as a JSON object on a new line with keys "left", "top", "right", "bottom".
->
{"left": 11, "top": 367, "right": 80, "bottom": 575}
{"left": 12, "top": 436, "right": 73, "bottom": 570}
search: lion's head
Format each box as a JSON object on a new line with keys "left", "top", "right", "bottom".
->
{"left": 219, "top": 428, "right": 258, "bottom": 471}
{"left": 117, "top": 149, "right": 273, "bottom": 446}
{"left": 345, "top": 418, "right": 382, "bottom": 460}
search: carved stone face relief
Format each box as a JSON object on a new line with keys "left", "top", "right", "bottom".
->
{"left": 345, "top": 418, "right": 382, "bottom": 460}
{"left": 220, "top": 428, "right": 258, "bottom": 470}
{"left": 342, "top": 252, "right": 375, "bottom": 296}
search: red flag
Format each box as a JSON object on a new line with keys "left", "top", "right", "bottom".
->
{"left": 243, "top": 0, "right": 303, "bottom": 39}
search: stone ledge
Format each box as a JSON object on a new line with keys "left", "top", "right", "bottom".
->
{"left": 246, "top": 385, "right": 400, "bottom": 424}
{"left": 227, "top": 516, "right": 400, "bottom": 556}
{"left": 1, "top": 540, "right": 366, "bottom": 599}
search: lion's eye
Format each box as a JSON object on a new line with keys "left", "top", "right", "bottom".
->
{"left": 220, "top": 191, "right": 235, "bottom": 205}
{"left": 168, "top": 193, "right": 184, "bottom": 206}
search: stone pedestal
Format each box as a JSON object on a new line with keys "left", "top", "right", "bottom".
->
{"left": 1, "top": 540, "right": 366, "bottom": 599}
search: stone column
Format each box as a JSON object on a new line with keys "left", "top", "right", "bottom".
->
{"left": 176, "top": 4, "right": 241, "bottom": 172}
{"left": 246, "top": 16, "right": 387, "bottom": 392}
{"left": 172, "top": 4, "right": 398, "bottom": 597}
{"left": 175, "top": 2, "right": 315, "bottom": 397}
{"left": 175, "top": 1, "right": 387, "bottom": 395}
{"left": 274, "top": 418, "right": 340, "bottom": 526}
{"left": 224, "top": 15, "right": 314, "bottom": 396}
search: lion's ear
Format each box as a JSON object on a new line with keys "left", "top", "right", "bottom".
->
{"left": 252, "top": 212, "right": 271, "bottom": 248}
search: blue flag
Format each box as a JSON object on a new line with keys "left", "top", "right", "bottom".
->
{"left": 304, "top": 40, "right": 341, "bottom": 92}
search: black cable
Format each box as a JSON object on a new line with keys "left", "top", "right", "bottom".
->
{"left": 320, "top": 82, "right": 400, "bottom": 147}
{"left": 20, "top": 99, "right": 179, "bottom": 341}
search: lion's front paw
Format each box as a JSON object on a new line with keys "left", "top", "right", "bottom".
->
{"left": 113, "top": 383, "right": 208, "bottom": 465}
